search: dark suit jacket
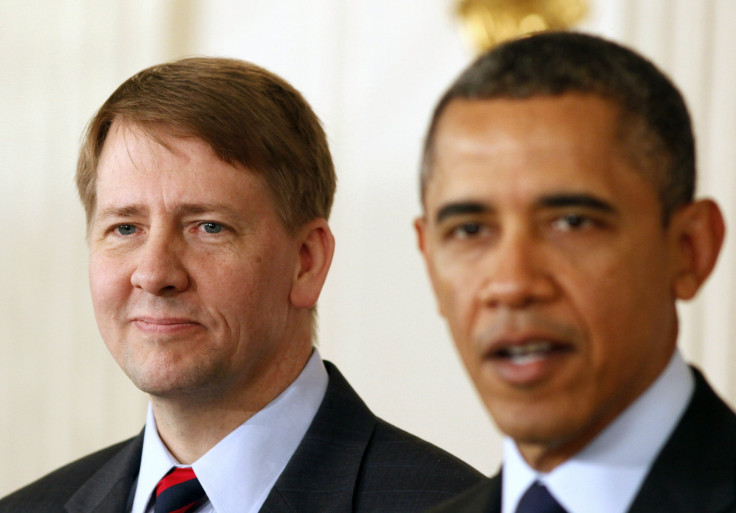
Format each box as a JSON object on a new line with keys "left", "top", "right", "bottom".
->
{"left": 429, "top": 367, "right": 736, "bottom": 513}
{"left": 0, "top": 362, "right": 483, "bottom": 512}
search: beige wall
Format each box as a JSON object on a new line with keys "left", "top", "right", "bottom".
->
{"left": 1, "top": 0, "right": 734, "bottom": 494}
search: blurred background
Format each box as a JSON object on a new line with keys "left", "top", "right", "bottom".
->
{"left": 1, "top": 0, "right": 734, "bottom": 495}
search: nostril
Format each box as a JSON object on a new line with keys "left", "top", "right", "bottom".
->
{"left": 478, "top": 275, "right": 555, "bottom": 308}
{"left": 131, "top": 257, "right": 189, "bottom": 295}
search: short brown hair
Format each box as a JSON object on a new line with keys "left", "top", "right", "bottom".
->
{"left": 421, "top": 32, "right": 695, "bottom": 222}
{"left": 77, "top": 57, "right": 336, "bottom": 232}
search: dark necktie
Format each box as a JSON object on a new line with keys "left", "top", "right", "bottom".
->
{"left": 154, "top": 467, "right": 208, "bottom": 513}
{"left": 515, "top": 481, "right": 567, "bottom": 513}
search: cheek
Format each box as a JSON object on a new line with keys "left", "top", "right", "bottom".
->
{"left": 211, "top": 276, "right": 263, "bottom": 321}
{"left": 565, "top": 253, "right": 669, "bottom": 361}
{"left": 201, "top": 253, "right": 290, "bottom": 320}
{"left": 89, "top": 254, "right": 129, "bottom": 312}
{"left": 562, "top": 259, "right": 623, "bottom": 333}
{"left": 430, "top": 265, "right": 480, "bottom": 352}
{"left": 88, "top": 258, "right": 130, "bottom": 358}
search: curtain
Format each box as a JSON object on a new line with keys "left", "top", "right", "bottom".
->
{"left": 0, "top": 0, "right": 733, "bottom": 490}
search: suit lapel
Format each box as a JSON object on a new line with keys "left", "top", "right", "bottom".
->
{"left": 64, "top": 433, "right": 143, "bottom": 513}
{"left": 486, "top": 474, "right": 503, "bottom": 513}
{"left": 259, "top": 361, "right": 377, "bottom": 513}
{"left": 62, "top": 363, "right": 374, "bottom": 513}
{"left": 628, "top": 368, "right": 736, "bottom": 513}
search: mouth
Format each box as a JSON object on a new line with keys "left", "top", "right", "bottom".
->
{"left": 493, "top": 340, "right": 573, "bottom": 366}
{"left": 131, "top": 317, "right": 202, "bottom": 335}
{"left": 482, "top": 336, "right": 575, "bottom": 386}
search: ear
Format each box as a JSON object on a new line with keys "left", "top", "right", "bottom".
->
{"left": 289, "top": 218, "right": 335, "bottom": 309}
{"left": 414, "top": 215, "right": 447, "bottom": 317}
{"left": 670, "top": 199, "right": 725, "bottom": 300}
{"left": 414, "top": 216, "right": 428, "bottom": 254}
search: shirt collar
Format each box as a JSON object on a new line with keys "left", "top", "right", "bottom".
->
{"left": 502, "top": 350, "right": 694, "bottom": 513}
{"left": 130, "top": 348, "right": 328, "bottom": 513}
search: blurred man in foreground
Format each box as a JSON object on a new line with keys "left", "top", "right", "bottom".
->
{"left": 0, "top": 57, "right": 481, "bottom": 513}
{"left": 416, "top": 32, "right": 734, "bottom": 512}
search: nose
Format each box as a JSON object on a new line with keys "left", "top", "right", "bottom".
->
{"left": 130, "top": 230, "right": 189, "bottom": 295}
{"left": 478, "top": 229, "right": 556, "bottom": 309}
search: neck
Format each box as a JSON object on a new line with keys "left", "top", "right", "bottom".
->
{"left": 151, "top": 342, "right": 313, "bottom": 464}
{"left": 517, "top": 345, "right": 678, "bottom": 472}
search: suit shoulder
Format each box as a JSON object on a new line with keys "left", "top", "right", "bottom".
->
{"left": 354, "top": 418, "right": 486, "bottom": 511}
{"left": 628, "top": 369, "right": 736, "bottom": 512}
{"left": 0, "top": 438, "right": 136, "bottom": 512}
{"left": 427, "top": 476, "right": 501, "bottom": 513}
{"left": 370, "top": 418, "right": 483, "bottom": 479}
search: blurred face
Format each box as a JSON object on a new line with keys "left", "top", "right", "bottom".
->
{"left": 417, "top": 94, "right": 682, "bottom": 470}
{"left": 89, "top": 122, "right": 308, "bottom": 403}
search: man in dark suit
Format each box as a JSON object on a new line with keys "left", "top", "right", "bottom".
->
{"left": 415, "top": 32, "right": 736, "bottom": 512}
{"left": 0, "top": 57, "right": 481, "bottom": 512}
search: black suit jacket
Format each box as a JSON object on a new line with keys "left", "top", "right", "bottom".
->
{"left": 429, "top": 368, "right": 736, "bottom": 513}
{"left": 0, "top": 362, "right": 484, "bottom": 512}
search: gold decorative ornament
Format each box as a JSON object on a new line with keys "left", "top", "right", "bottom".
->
{"left": 455, "top": 0, "right": 588, "bottom": 52}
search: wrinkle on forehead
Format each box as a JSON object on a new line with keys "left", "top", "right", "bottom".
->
{"left": 95, "top": 122, "right": 250, "bottom": 221}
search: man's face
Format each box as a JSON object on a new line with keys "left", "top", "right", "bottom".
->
{"left": 89, "top": 122, "right": 307, "bottom": 403}
{"left": 417, "top": 94, "right": 682, "bottom": 470}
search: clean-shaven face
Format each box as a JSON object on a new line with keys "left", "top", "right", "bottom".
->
{"left": 89, "top": 121, "right": 303, "bottom": 402}
{"left": 417, "top": 94, "right": 681, "bottom": 470}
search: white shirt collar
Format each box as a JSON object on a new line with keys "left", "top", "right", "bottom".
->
{"left": 502, "top": 350, "right": 694, "bottom": 513}
{"left": 130, "top": 348, "right": 328, "bottom": 513}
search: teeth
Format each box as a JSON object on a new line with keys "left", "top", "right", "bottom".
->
{"left": 509, "top": 353, "right": 545, "bottom": 366}
{"left": 503, "top": 341, "right": 553, "bottom": 365}
{"left": 506, "top": 341, "right": 552, "bottom": 356}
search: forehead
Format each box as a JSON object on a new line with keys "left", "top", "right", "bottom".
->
{"left": 94, "top": 121, "right": 271, "bottom": 214}
{"left": 98, "top": 121, "right": 215, "bottom": 171}
{"left": 424, "top": 94, "right": 656, "bottom": 212}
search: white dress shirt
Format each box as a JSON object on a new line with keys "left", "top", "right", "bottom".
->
{"left": 130, "top": 349, "right": 328, "bottom": 513}
{"left": 502, "top": 350, "right": 694, "bottom": 513}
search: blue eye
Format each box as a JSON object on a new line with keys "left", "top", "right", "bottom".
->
{"left": 116, "top": 224, "right": 137, "bottom": 235}
{"left": 201, "top": 222, "right": 223, "bottom": 234}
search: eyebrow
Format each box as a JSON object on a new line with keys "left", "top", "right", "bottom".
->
{"left": 95, "top": 205, "right": 145, "bottom": 221}
{"left": 95, "top": 203, "right": 243, "bottom": 221}
{"left": 172, "top": 203, "right": 242, "bottom": 219}
{"left": 536, "top": 193, "right": 616, "bottom": 214}
{"left": 435, "top": 202, "right": 489, "bottom": 224}
{"left": 434, "top": 193, "right": 616, "bottom": 224}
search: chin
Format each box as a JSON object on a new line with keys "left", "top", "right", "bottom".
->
{"left": 489, "top": 400, "right": 577, "bottom": 442}
{"left": 124, "top": 361, "right": 214, "bottom": 397}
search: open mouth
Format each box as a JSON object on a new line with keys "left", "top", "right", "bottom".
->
{"left": 492, "top": 340, "right": 572, "bottom": 366}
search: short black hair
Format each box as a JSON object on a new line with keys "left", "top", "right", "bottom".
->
{"left": 421, "top": 32, "right": 695, "bottom": 222}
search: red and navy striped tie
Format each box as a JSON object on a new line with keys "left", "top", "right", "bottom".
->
{"left": 154, "top": 467, "right": 208, "bottom": 513}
